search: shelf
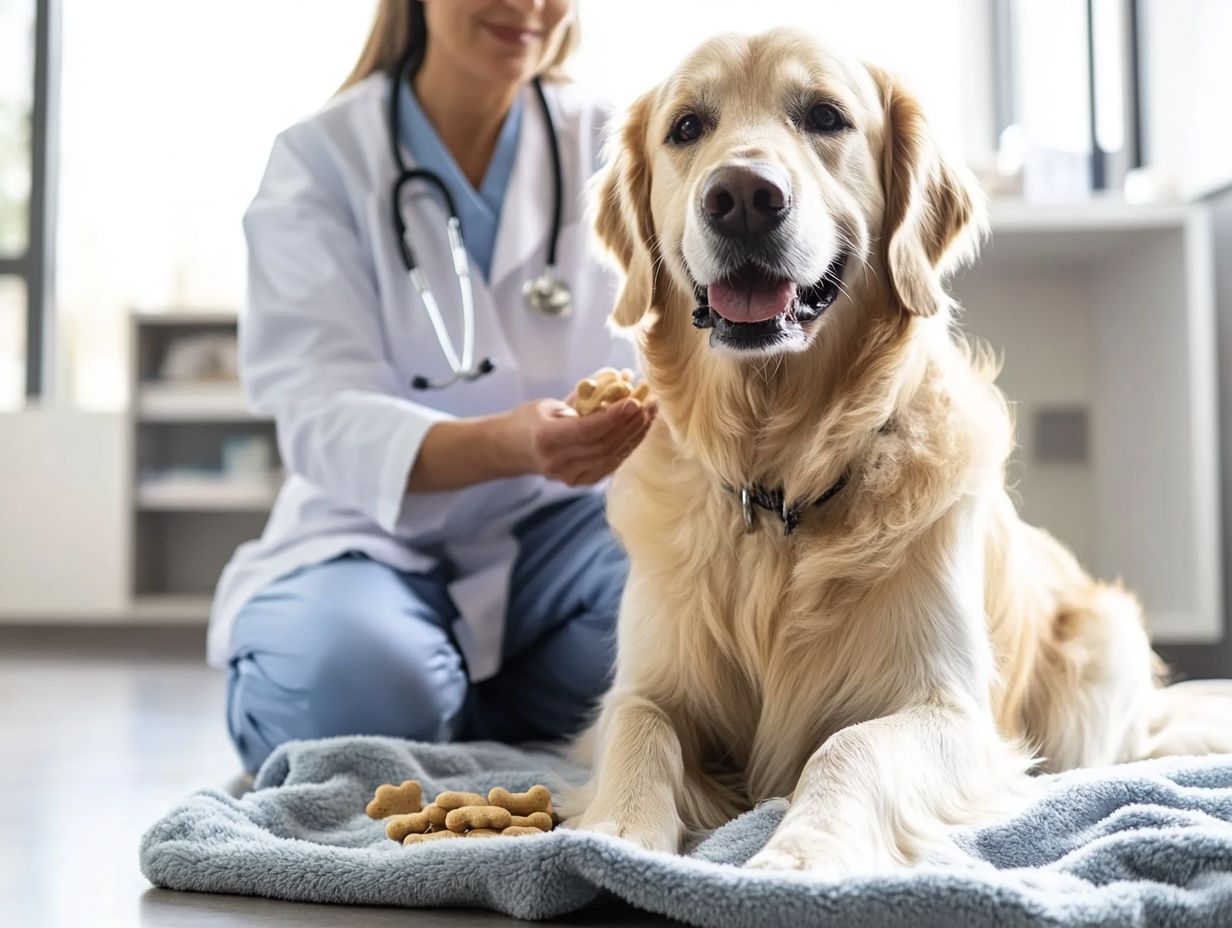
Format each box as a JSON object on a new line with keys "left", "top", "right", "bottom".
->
{"left": 129, "top": 594, "right": 212, "bottom": 624}
{"left": 136, "top": 382, "right": 265, "bottom": 422}
{"left": 0, "top": 599, "right": 211, "bottom": 625}
{"left": 988, "top": 198, "right": 1189, "bottom": 232}
{"left": 137, "top": 477, "right": 279, "bottom": 512}
{"left": 130, "top": 309, "right": 240, "bottom": 327}
{"left": 979, "top": 198, "right": 1196, "bottom": 266}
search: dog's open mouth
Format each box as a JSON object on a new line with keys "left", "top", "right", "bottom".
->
{"left": 692, "top": 251, "right": 848, "bottom": 351}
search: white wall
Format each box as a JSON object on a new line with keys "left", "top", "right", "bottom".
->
{"left": 953, "top": 262, "right": 1097, "bottom": 567}
{"left": 0, "top": 409, "right": 129, "bottom": 616}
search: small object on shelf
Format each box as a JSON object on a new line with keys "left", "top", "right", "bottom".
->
{"left": 222, "top": 435, "right": 274, "bottom": 481}
{"left": 159, "top": 332, "right": 239, "bottom": 382}
{"left": 1122, "top": 167, "right": 1179, "bottom": 205}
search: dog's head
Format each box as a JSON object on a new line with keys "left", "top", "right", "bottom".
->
{"left": 596, "top": 28, "right": 983, "bottom": 361}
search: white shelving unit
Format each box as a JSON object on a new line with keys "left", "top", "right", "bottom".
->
{"left": 955, "top": 198, "right": 1221, "bottom": 644}
{"left": 128, "top": 311, "right": 279, "bottom": 624}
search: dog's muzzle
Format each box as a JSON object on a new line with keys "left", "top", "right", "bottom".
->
{"left": 691, "top": 250, "right": 849, "bottom": 350}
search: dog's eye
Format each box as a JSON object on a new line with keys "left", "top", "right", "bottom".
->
{"left": 669, "top": 114, "right": 705, "bottom": 145}
{"left": 804, "top": 103, "right": 847, "bottom": 134}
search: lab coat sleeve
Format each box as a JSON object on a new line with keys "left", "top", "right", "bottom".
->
{"left": 603, "top": 328, "right": 640, "bottom": 375}
{"left": 241, "top": 128, "right": 450, "bottom": 535}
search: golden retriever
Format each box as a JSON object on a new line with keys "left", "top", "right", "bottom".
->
{"left": 564, "top": 28, "right": 1232, "bottom": 876}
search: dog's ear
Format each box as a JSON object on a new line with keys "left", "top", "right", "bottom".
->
{"left": 595, "top": 92, "right": 660, "bottom": 328}
{"left": 871, "top": 67, "right": 985, "bottom": 318}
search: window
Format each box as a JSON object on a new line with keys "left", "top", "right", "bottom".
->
{"left": 0, "top": 1, "right": 34, "bottom": 257}
{"left": 57, "top": 0, "right": 378, "bottom": 410}
{"left": 573, "top": 0, "right": 993, "bottom": 165}
{"left": 0, "top": 0, "right": 49, "bottom": 410}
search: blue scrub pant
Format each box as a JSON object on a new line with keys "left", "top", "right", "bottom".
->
{"left": 225, "top": 493, "right": 626, "bottom": 774}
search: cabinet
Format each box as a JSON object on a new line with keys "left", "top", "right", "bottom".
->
{"left": 127, "top": 312, "right": 278, "bottom": 623}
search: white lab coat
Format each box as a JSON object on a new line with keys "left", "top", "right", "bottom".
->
{"left": 207, "top": 74, "right": 631, "bottom": 677}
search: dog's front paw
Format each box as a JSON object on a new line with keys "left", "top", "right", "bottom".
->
{"left": 745, "top": 824, "right": 896, "bottom": 878}
{"left": 566, "top": 813, "right": 681, "bottom": 854}
{"left": 745, "top": 826, "right": 840, "bottom": 875}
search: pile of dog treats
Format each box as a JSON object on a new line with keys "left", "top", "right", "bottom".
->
{"left": 570, "top": 367, "right": 651, "bottom": 416}
{"left": 365, "top": 779, "right": 556, "bottom": 844}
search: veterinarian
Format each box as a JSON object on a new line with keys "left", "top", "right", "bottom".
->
{"left": 209, "top": 0, "right": 652, "bottom": 774}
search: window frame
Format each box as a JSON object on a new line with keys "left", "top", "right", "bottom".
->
{"left": 1, "top": 0, "right": 59, "bottom": 401}
{"left": 993, "top": 0, "right": 1145, "bottom": 192}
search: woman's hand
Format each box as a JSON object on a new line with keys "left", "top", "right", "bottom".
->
{"left": 500, "top": 395, "right": 657, "bottom": 487}
{"left": 408, "top": 392, "right": 656, "bottom": 493}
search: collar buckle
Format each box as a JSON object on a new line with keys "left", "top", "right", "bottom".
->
{"left": 782, "top": 499, "right": 798, "bottom": 537}
{"left": 740, "top": 486, "right": 755, "bottom": 532}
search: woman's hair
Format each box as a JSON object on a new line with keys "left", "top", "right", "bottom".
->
{"left": 338, "top": 0, "right": 578, "bottom": 93}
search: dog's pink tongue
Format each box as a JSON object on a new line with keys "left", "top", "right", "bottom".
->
{"left": 707, "top": 278, "right": 797, "bottom": 323}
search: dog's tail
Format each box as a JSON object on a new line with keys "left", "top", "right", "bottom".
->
{"left": 1144, "top": 678, "right": 1232, "bottom": 758}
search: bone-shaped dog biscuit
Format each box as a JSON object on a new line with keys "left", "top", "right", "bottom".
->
{"left": 384, "top": 811, "right": 432, "bottom": 841}
{"left": 445, "top": 805, "right": 513, "bottom": 832}
{"left": 488, "top": 785, "right": 553, "bottom": 817}
{"left": 501, "top": 826, "right": 546, "bottom": 837}
{"left": 434, "top": 790, "right": 487, "bottom": 811}
{"left": 403, "top": 830, "right": 460, "bottom": 844}
{"left": 365, "top": 780, "right": 423, "bottom": 819}
{"left": 422, "top": 803, "right": 448, "bottom": 828}
{"left": 509, "top": 811, "right": 554, "bottom": 830}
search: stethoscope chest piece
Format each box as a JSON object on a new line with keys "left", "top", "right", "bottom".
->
{"left": 522, "top": 270, "right": 572, "bottom": 318}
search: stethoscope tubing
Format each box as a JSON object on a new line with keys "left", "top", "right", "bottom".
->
{"left": 388, "top": 35, "right": 567, "bottom": 390}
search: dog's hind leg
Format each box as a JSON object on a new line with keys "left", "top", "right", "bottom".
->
{"left": 1024, "top": 582, "right": 1232, "bottom": 768}
{"left": 1024, "top": 584, "right": 1158, "bottom": 771}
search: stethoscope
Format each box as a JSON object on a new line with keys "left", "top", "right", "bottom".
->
{"left": 388, "top": 41, "right": 571, "bottom": 391}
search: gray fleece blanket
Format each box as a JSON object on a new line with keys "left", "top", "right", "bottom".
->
{"left": 139, "top": 736, "right": 1232, "bottom": 926}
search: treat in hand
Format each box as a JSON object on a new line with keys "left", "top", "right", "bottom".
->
{"left": 570, "top": 367, "right": 651, "bottom": 416}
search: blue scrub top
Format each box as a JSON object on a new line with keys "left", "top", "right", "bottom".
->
{"left": 397, "top": 81, "right": 524, "bottom": 281}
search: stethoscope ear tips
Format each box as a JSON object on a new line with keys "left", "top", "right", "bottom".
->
{"left": 410, "top": 358, "right": 495, "bottom": 391}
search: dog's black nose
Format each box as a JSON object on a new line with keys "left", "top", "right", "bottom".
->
{"left": 702, "top": 163, "right": 791, "bottom": 239}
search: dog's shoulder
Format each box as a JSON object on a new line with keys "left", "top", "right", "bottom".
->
{"left": 856, "top": 333, "right": 1012, "bottom": 515}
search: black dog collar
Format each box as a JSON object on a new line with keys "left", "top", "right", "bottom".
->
{"left": 721, "top": 472, "right": 850, "bottom": 537}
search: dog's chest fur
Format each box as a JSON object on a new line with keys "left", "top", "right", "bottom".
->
{"left": 606, "top": 352, "right": 1008, "bottom": 812}
{"left": 609, "top": 430, "right": 930, "bottom": 807}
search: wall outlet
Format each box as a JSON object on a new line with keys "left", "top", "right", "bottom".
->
{"left": 1033, "top": 406, "right": 1089, "bottom": 464}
